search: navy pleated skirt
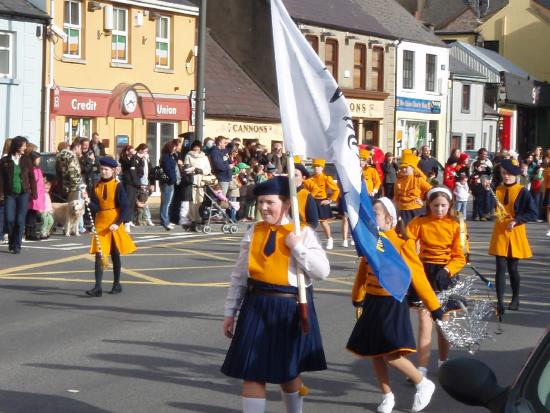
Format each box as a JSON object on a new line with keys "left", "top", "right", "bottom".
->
{"left": 543, "top": 189, "right": 550, "bottom": 208}
{"left": 347, "top": 294, "right": 416, "bottom": 357}
{"left": 221, "top": 279, "right": 327, "bottom": 383}
{"left": 315, "top": 199, "right": 333, "bottom": 220}
{"left": 408, "top": 262, "right": 460, "bottom": 312}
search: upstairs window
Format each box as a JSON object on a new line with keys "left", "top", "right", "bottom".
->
{"left": 305, "top": 35, "right": 319, "bottom": 54}
{"left": 353, "top": 43, "right": 366, "bottom": 89}
{"left": 325, "top": 39, "right": 338, "bottom": 82}
{"left": 63, "top": 0, "right": 81, "bottom": 57}
{"left": 462, "top": 84, "right": 471, "bottom": 112}
{"left": 156, "top": 16, "right": 170, "bottom": 68}
{"left": 371, "top": 46, "right": 384, "bottom": 91}
{"left": 425, "top": 54, "right": 436, "bottom": 92}
{"left": 0, "top": 32, "right": 14, "bottom": 78}
{"left": 112, "top": 8, "right": 128, "bottom": 63}
{"left": 403, "top": 50, "right": 414, "bottom": 89}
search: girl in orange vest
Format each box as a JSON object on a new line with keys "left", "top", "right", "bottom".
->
{"left": 407, "top": 187, "right": 467, "bottom": 375}
{"left": 84, "top": 157, "right": 137, "bottom": 297}
{"left": 347, "top": 197, "right": 443, "bottom": 413}
{"left": 222, "top": 176, "right": 329, "bottom": 413}
{"left": 395, "top": 150, "right": 431, "bottom": 224}
{"left": 488, "top": 159, "right": 537, "bottom": 314}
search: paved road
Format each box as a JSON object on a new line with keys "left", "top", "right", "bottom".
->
{"left": 0, "top": 219, "right": 548, "bottom": 412}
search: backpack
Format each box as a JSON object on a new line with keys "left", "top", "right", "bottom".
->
{"left": 151, "top": 165, "right": 169, "bottom": 184}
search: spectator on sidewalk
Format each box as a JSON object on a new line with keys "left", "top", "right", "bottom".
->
{"left": 119, "top": 145, "right": 141, "bottom": 232}
{"left": 159, "top": 141, "right": 178, "bottom": 231}
{"left": 418, "top": 145, "right": 438, "bottom": 179}
{"left": 209, "top": 136, "right": 232, "bottom": 196}
{"left": 266, "top": 142, "right": 288, "bottom": 174}
{"left": 184, "top": 140, "right": 212, "bottom": 228}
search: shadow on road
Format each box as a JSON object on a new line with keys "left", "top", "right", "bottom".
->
{"left": 0, "top": 389, "right": 111, "bottom": 413}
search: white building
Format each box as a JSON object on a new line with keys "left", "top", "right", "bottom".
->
{"left": 395, "top": 40, "right": 450, "bottom": 161}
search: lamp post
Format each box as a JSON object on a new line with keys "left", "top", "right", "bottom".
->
{"left": 195, "top": 0, "right": 207, "bottom": 143}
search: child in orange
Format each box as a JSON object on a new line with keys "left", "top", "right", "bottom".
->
{"left": 394, "top": 150, "right": 431, "bottom": 224}
{"left": 360, "top": 149, "right": 381, "bottom": 197}
{"left": 407, "top": 187, "right": 466, "bottom": 375}
{"left": 307, "top": 159, "right": 340, "bottom": 249}
{"left": 347, "top": 197, "right": 443, "bottom": 413}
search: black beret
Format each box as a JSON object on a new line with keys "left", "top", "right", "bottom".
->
{"left": 500, "top": 159, "right": 521, "bottom": 176}
{"left": 294, "top": 163, "right": 309, "bottom": 178}
{"left": 253, "top": 176, "right": 290, "bottom": 197}
{"left": 99, "top": 156, "right": 118, "bottom": 168}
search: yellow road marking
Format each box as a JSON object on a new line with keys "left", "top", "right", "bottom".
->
{"left": 326, "top": 251, "right": 360, "bottom": 258}
{"left": 81, "top": 255, "right": 170, "bottom": 285}
{"left": 0, "top": 253, "right": 90, "bottom": 275}
{"left": 0, "top": 276, "right": 229, "bottom": 287}
{"left": 169, "top": 247, "right": 235, "bottom": 262}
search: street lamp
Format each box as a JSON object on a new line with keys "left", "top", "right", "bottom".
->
{"left": 195, "top": 0, "right": 207, "bottom": 143}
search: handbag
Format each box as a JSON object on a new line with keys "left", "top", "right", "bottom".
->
{"left": 151, "top": 166, "right": 169, "bottom": 184}
{"left": 201, "top": 174, "right": 217, "bottom": 186}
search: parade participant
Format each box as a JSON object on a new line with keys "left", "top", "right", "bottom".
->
{"left": 543, "top": 157, "right": 550, "bottom": 236}
{"left": 294, "top": 162, "right": 319, "bottom": 229}
{"left": 488, "top": 159, "right": 537, "bottom": 314}
{"left": 347, "top": 197, "right": 443, "bottom": 413}
{"left": 407, "top": 187, "right": 467, "bottom": 374}
{"left": 308, "top": 159, "right": 340, "bottom": 249}
{"left": 360, "top": 149, "right": 381, "bottom": 197}
{"left": 394, "top": 150, "right": 431, "bottom": 224}
{"left": 221, "top": 176, "right": 329, "bottom": 413}
{"left": 84, "top": 157, "right": 136, "bottom": 297}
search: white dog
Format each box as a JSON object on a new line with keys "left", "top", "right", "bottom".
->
{"left": 52, "top": 200, "right": 85, "bottom": 236}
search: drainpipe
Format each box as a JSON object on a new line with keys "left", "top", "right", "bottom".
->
{"left": 393, "top": 38, "right": 402, "bottom": 155}
{"left": 43, "top": 0, "right": 55, "bottom": 152}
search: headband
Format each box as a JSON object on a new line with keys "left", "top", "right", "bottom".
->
{"left": 377, "top": 197, "right": 397, "bottom": 227}
{"left": 427, "top": 186, "right": 453, "bottom": 200}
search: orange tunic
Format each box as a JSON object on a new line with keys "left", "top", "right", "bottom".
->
{"left": 302, "top": 179, "right": 322, "bottom": 199}
{"left": 362, "top": 167, "right": 381, "bottom": 195}
{"left": 307, "top": 172, "right": 340, "bottom": 202}
{"left": 351, "top": 228, "right": 440, "bottom": 311}
{"left": 394, "top": 173, "right": 431, "bottom": 211}
{"left": 407, "top": 215, "right": 466, "bottom": 276}
{"left": 90, "top": 179, "right": 136, "bottom": 256}
{"left": 488, "top": 183, "right": 532, "bottom": 259}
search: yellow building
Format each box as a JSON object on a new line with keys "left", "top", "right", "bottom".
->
{"left": 477, "top": 0, "right": 550, "bottom": 82}
{"left": 44, "top": 0, "right": 197, "bottom": 164}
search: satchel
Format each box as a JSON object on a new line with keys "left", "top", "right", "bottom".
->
{"left": 151, "top": 166, "right": 169, "bottom": 184}
{"left": 201, "top": 174, "right": 217, "bottom": 186}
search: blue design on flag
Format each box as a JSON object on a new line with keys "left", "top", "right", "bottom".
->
{"left": 270, "top": 0, "right": 411, "bottom": 301}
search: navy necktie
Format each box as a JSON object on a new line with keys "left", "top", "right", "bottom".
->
{"left": 263, "top": 229, "right": 277, "bottom": 257}
{"left": 503, "top": 189, "right": 509, "bottom": 205}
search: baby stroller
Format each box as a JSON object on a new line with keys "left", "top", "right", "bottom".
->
{"left": 196, "top": 185, "right": 239, "bottom": 234}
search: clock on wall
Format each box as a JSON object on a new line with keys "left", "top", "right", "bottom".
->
{"left": 122, "top": 89, "right": 138, "bottom": 114}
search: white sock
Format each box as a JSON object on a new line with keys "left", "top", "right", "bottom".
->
{"left": 281, "top": 391, "right": 303, "bottom": 413}
{"left": 417, "top": 366, "right": 428, "bottom": 376}
{"left": 242, "top": 397, "right": 266, "bottom": 413}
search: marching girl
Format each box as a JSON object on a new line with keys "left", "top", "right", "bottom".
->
{"left": 83, "top": 157, "right": 137, "bottom": 297}
{"left": 360, "top": 149, "right": 382, "bottom": 198}
{"left": 488, "top": 159, "right": 537, "bottom": 314}
{"left": 406, "top": 187, "right": 466, "bottom": 374}
{"left": 221, "top": 176, "right": 329, "bottom": 413}
{"left": 307, "top": 159, "right": 340, "bottom": 250}
{"left": 394, "top": 150, "right": 432, "bottom": 224}
{"left": 293, "top": 162, "right": 319, "bottom": 229}
{"left": 347, "top": 197, "right": 443, "bottom": 413}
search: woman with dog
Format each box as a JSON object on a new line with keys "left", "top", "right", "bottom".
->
{"left": 83, "top": 156, "right": 136, "bottom": 297}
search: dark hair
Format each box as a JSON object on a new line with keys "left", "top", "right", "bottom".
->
{"left": 135, "top": 143, "right": 148, "bottom": 152}
{"left": 384, "top": 152, "right": 393, "bottom": 161}
{"left": 70, "top": 139, "right": 81, "bottom": 151}
{"left": 477, "top": 147, "right": 487, "bottom": 155}
{"left": 215, "top": 136, "right": 226, "bottom": 145}
{"left": 161, "top": 141, "right": 177, "bottom": 154}
{"left": 79, "top": 137, "right": 90, "bottom": 145}
{"left": 9, "top": 136, "right": 28, "bottom": 156}
{"left": 119, "top": 144, "right": 134, "bottom": 160}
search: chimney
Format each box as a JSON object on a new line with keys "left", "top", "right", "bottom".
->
{"left": 415, "top": 0, "right": 426, "bottom": 20}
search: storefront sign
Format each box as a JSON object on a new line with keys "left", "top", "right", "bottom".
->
{"left": 204, "top": 119, "right": 283, "bottom": 148}
{"left": 347, "top": 99, "right": 385, "bottom": 118}
{"left": 396, "top": 97, "right": 441, "bottom": 114}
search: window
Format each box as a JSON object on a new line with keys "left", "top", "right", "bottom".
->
{"left": 325, "top": 39, "right": 338, "bottom": 82}
{"left": 156, "top": 16, "right": 170, "bottom": 68}
{"left": 451, "top": 135, "right": 461, "bottom": 151}
{"left": 305, "top": 35, "right": 318, "bottom": 54}
{"left": 64, "top": 117, "right": 92, "bottom": 142}
{"left": 425, "top": 54, "right": 436, "bottom": 92}
{"left": 112, "top": 8, "right": 128, "bottom": 63}
{"left": 63, "top": 0, "right": 81, "bottom": 57}
{"left": 466, "top": 135, "right": 475, "bottom": 150}
{"left": 353, "top": 44, "right": 366, "bottom": 89}
{"left": 483, "top": 40, "right": 500, "bottom": 53}
{"left": 462, "top": 84, "right": 471, "bottom": 112}
{"left": 371, "top": 46, "right": 384, "bottom": 91}
{"left": 0, "top": 32, "right": 14, "bottom": 78}
{"left": 403, "top": 50, "right": 414, "bottom": 89}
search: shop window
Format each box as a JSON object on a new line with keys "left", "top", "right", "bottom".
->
{"left": 402, "top": 50, "right": 414, "bottom": 89}
{"left": 63, "top": 0, "right": 81, "bottom": 57}
{"left": 451, "top": 135, "right": 461, "bottom": 151}
{"left": 305, "top": 35, "right": 318, "bottom": 54}
{"left": 112, "top": 8, "right": 128, "bottom": 63}
{"left": 371, "top": 46, "right": 384, "bottom": 92}
{"left": 425, "top": 54, "right": 436, "bottom": 92}
{"left": 325, "top": 39, "right": 338, "bottom": 82}
{"left": 466, "top": 135, "right": 475, "bottom": 150}
{"left": 363, "top": 121, "right": 379, "bottom": 147}
{"left": 405, "top": 120, "right": 428, "bottom": 149}
{"left": 353, "top": 43, "right": 366, "bottom": 89}
{"left": 156, "top": 16, "right": 170, "bottom": 68}
{"left": 147, "top": 122, "right": 177, "bottom": 167}
{"left": 65, "top": 117, "right": 92, "bottom": 143}
{"left": 462, "top": 84, "right": 471, "bottom": 112}
{"left": 0, "top": 32, "right": 14, "bottom": 78}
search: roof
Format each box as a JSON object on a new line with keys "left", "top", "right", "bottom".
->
{"left": 205, "top": 31, "right": 280, "bottom": 121}
{"left": 450, "top": 55, "right": 486, "bottom": 79}
{"left": 282, "top": 0, "right": 394, "bottom": 39}
{"left": 533, "top": 0, "right": 550, "bottom": 8}
{"left": 452, "top": 41, "right": 533, "bottom": 79}
{"left": 484, "top": 103, "right": 499, "bottom": 115}
{"left": 160, "top": 0, "right": 198, "bottom": 8}
{"left": 0, "top": 0, "right": 49, "bottom": 21}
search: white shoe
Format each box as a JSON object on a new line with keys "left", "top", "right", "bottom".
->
{"left": 342, "top": 240, "right": 349, "bottom": 248}
{"left": 146, "top": 220, "right": 155, "bottom": 226}
{"left": 377, "top": 393, "right": 395, "bottom": 413}
{"left": 411, "top": 378, "right": 435, "bottom": 412}
{"left": 129, "top": 221, "right": 135, "bottom": 227}
{"left": 124, "top": 223, "right": 131, "bottom": 233}
{"left": 168, "top": 223, "right": 176, "bottom": 229}
{"left": 350, "top": 239, "right": 355, "bottom": 246}
{"left": 546, "top": 230, "right": 550, "bottom": 237}
{"left": 326, "top": 237, "right": 333, "bottom": 250}
{"left": 438, "top": 359, "right": 448, "bottom": 368}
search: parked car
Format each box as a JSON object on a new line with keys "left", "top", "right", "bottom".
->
{"left": 439, "top": 327, "right": 550, "bottom": 412}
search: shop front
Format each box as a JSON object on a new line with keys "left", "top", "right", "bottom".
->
{"left": 346, "top": 98, "right": 386, "bottom": 148}
{"left": 204, "top": 118, "right": 283, "bottom": 149}
{"left": 50, "top": 85, "right": 190, "bottom": 161}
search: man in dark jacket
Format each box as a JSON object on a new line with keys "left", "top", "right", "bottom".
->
{"left": 418, "top": 145, "right": 439, "bottom": 178}
{"left": 209, "top": 136, "right": 232, "bottom": 195}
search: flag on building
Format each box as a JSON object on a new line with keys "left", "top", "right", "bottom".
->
{"left": 270, "top": 0, "right": 411, "bottom": 301}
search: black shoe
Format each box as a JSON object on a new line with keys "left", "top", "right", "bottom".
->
{"left": 85, "top": 287, "right": 102, "bottom": 297}
{"left": 12, "top": 248, "right": 20, "bottom": 255}
{"left": 110, "top": 284, "right": 122, "bottom": 294}
{"left": 8, "top": 245, "right": 14, "bottom": 252}
{"left": 508, "top": 298, "right": 519, "bottom": 311}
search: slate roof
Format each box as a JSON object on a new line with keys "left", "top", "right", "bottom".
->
{"left": 205, "top": 31, "right": 280, "bottom": 121}
{"left": 0, "top": 0, "right": 49, "bottom": 21}
{"left": 533, "top": 0, "right": 550, "bottom": 8}
{"left": 450, "top": 55, "right": 486, "bottom": 79}
{"left": 160, "top": 0, "right": 198, "bottom": 8}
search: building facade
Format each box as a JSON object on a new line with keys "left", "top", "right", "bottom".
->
{"left": 36, "top": 0, "right": 197, "bottom": 164}
{"left": 0, "top": 1, "right": 49, "bottom": 149}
